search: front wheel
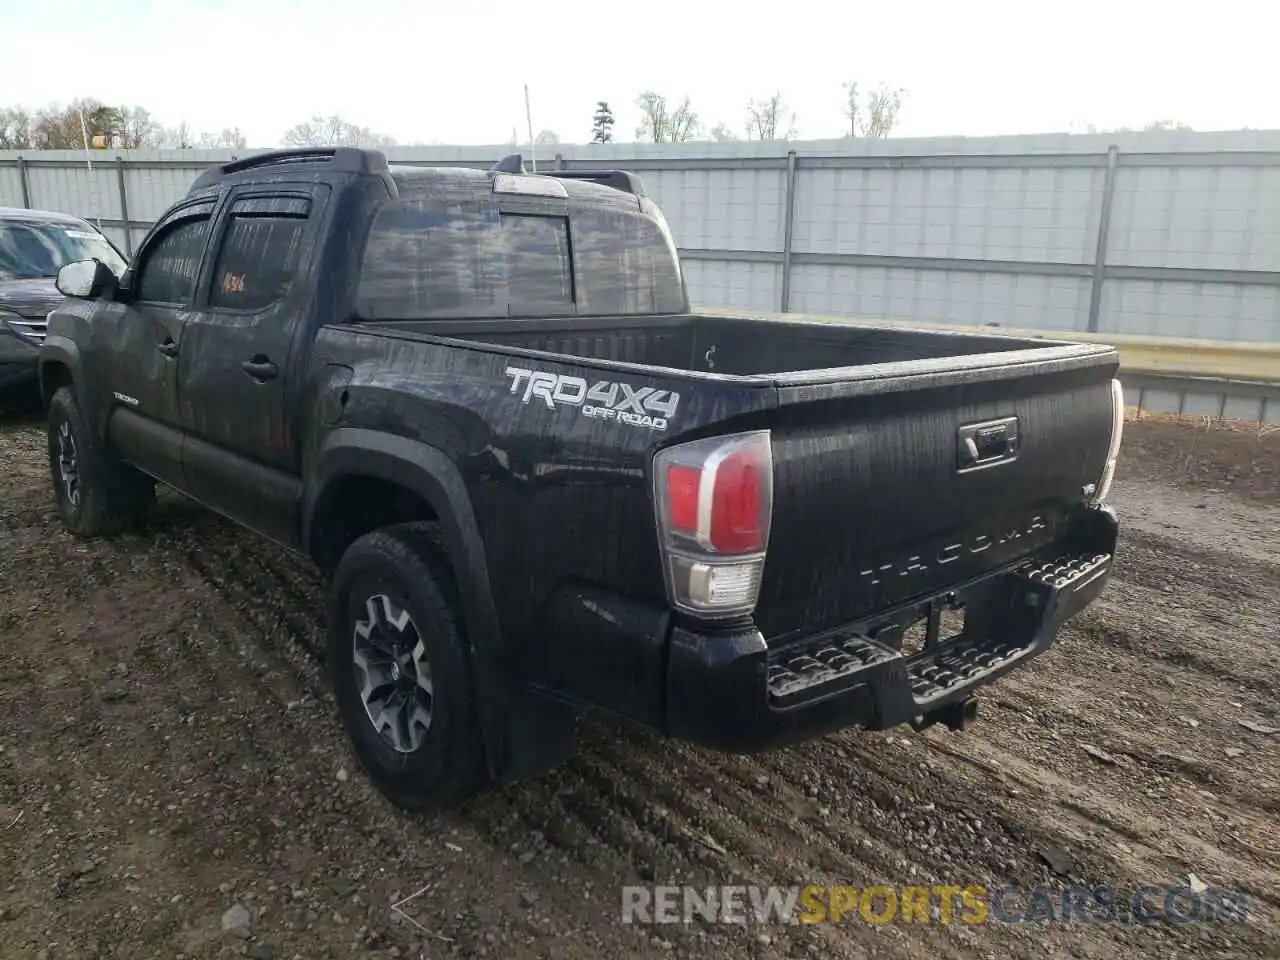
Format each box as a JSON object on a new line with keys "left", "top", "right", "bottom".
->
{"left": 327, "top": 524, "right": 486, "bottom": 810}
{"left": 47, "top": 386, "right": 154, "bottom": 537}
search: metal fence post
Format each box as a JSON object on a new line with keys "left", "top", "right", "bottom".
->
{"left": 16, "top": 156, "right": 31, "bottom": 208}
{"left": 779, "top": 150, "right": 799, "bottom": 313}
{"left": 115, "top": 156, "right": 133, "bottom": 256}
{"left": 1087, "top": 145, "right": 1120, "bottom": 332}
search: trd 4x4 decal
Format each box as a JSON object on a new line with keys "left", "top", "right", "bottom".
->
{"left": 505, "top": 366, "right": 680, "bottom": 431}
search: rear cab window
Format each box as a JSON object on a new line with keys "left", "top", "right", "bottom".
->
{"left": 355, "top": 176, "right": 686, "bottom": 321}
{"left": 501, "top": 213, "right": 574, "bottom": 309}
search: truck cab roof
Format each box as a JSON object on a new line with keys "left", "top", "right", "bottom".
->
{"left": 187, "top": 148, "right": 647, "bottom": 211}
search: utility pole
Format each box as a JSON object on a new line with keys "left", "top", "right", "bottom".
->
{"left": 524, "top": 83, "right": 537, "bottom": 172}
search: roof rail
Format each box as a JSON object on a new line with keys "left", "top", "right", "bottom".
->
{"left": 489, "top": 153, "right": 525, "bottom": 174}
{"left": 190, "top": 147, "right": 389, "bottom": 190}
{"left": 549, "top": 169, "right": 647, "bottom": 198}
{"left": 486, "top": 154, "right": 646, "bottom": 198}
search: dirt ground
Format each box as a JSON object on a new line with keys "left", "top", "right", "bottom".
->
{"left": 1, "top": 397, "right": 1277, "bottom": 960}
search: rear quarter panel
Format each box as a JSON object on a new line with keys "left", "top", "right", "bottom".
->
{"left": 307, "top": 325, "right": 776, "bottom": 655}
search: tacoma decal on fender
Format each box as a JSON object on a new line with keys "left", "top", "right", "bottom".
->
{"left": 504, "top": 366, "right": 680, "bottom": 431}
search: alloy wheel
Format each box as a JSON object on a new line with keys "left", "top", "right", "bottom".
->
{"left": 352, "top": 593, "right": 435, "bottom": 753}
{"left": 56, "top": 421, "right": 80, "bottom": 509}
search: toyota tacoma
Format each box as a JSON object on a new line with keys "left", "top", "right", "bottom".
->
{"left": 38, "top": 148, "right": 1124, "bottom": 809}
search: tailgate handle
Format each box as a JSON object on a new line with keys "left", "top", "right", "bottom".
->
{"left": 957, "top": 417, "right": 1019, "bottom": 471}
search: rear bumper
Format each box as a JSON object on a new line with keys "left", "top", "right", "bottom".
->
{"left": 664, "top": 505, "right": 1119, "bottom": 752}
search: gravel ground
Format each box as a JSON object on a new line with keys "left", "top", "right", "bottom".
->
{"left": 1, "top": 399, "right": 1277, "bottom": 960}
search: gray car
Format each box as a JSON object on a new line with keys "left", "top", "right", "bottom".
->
{"left": 0, "top": 207, "right": 127, "bottom": 390}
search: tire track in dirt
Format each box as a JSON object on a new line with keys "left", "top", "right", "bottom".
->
{"left": 463, "top": 718, "right": 952, "bottom": 958}
{"left": 178, "top": 536, "right": 328, "bottom": 695}
{"left": 643, "top": 759, "right": 983, "bottom": 956}
{"left": 1073, "top": 606, "right": 1278, "bottom": 700}
{"left": 558, "top": 729, "right": 998, "bottom": 959}
{"left": 1113, "top": 527, "right": 1276, "bottom": 598}
{"left": 561, "top": 742, "right": 953, "bottom": 959}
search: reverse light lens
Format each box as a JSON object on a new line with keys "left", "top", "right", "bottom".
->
{"left": 653, "top": 430, "right": 773, "bottom": 617}
{"left": 673, "top": 557, "right": 766, "bottom": 612}
{"left": 1093, "top": 379, "right": 1125, "bottom": 504}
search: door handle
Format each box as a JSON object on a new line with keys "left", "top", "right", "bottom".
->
{"left": 956, "top": 416, "right": 1020, "bottom": 471}
{"left": 157, "top": 339, "right": 179, "bottom": 358}
{"left": 241, "top": 357, "right": 279, "bottom": 381}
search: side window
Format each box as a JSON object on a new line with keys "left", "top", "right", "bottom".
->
{"left": 135, "top": 216, "right": 211, "bottom": 304}
{"left": 209, "top": 200, "right": 310, "bottom": 311}
{"left": 502, "top": 214, "right": 573, "bottom": 307}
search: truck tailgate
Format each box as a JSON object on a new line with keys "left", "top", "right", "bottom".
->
{"left": 753, "top": 344, "right": 1120, "bottom": 642}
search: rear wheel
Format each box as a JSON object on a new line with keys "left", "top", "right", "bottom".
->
{"left": 47, "top": 386, "right": 154, "bottom": 537}
{"left": 327, "top": 524, "right": 486, "bottom": 810}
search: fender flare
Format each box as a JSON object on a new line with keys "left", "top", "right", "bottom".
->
{"left": 304, "top": 428, "right": 513, "bottom": 773}
{"left": 38, "top": 336, "right": 83, "bottom": 404}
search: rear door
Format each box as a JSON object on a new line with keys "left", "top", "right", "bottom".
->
{"left": 177, "top": 186, "right": 328, "bottom": 545}
{"left": 751, "top": 349, "right": 1120, "bottom": 642}
{"left": 105, "top": 199, "right": 217, "bottom": 489}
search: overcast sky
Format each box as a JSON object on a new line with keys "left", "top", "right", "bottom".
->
{"left": 2, "top": 0, "right": 1275, "bottom": 147}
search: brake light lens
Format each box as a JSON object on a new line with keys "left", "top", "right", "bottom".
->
{"left": 654, "top": 431, "right": 773, "bottom": 617}
{"left": 666, "top": 464, "right": 701, "bottom": 534}
{"left": 1092, "top": 379, "right": 1125, "bottom": 504}
{"left": 710, "top": 449, "right": 765, "bottom": 552}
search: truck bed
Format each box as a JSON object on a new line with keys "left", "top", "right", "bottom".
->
{"left": 345, "top": 310, "right": 1118, "bottom": 647}
{"left": 364, "top": 312, "right": 1062, "bottom": 379}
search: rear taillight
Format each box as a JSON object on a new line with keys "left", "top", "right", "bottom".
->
{"left": 653, "top": 430, "right": 773, "bottom": 617}
{"left": 1092, "top": 379, "right": 1125, "bottom": 505}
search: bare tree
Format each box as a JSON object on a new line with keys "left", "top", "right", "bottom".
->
{"left": 745, "top": 92, "right": 797, "bottom": 140}
{"left": 842, "top": 82, "right": 904, "bottom": 138}
{"left": 155, "top": 120, "right": 195, "bottom": 149}
{"left": 635, "top": 91, "right": 700, "bottom": 143}
{"left": 0, "top": 99, "right": 247, "bottom": 150}
{"left": 200, "top": 127, "right": 248, "bottom": 149}
{"left": 30, "top": 99, "right": 122, "bottom": 149}
{"left": 151, "top": 123, "right": 248, "bottom": 149}
{"left": 535, "top": 129, "right": 560, "bottom": 146}
{"left": 709, "top": 122, "right": 740, "bottom": 142}
{"left": 115, "top": 106, "right": 161, "bottom": 148}
{"left": 281, "top": 113, "right": 397, "bottom": 148}
{"left": 0, "top": 106, "right": 33, "bottom": 148}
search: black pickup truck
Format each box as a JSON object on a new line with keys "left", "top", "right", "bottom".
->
{"left": 39, "top": 148, "right": 1123, "bottom": 809}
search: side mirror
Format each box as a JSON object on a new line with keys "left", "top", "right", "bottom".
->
{"left": 56, "top": 259, "right": 119, "bottom": 301}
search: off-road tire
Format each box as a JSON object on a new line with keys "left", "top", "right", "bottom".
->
{"left": 47, "top": 386, "right": 155, "bottom": 537}
{"left": 327, "top": 523, "right": 487, "bottom": 810}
